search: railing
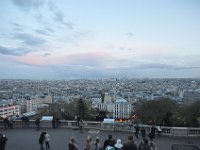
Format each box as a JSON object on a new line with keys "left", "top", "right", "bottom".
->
{"left": 0, "top": 120, "right": 200, "bottom": 137}
{"left": 171, "top": 144, "right": 200, "bottom": 150}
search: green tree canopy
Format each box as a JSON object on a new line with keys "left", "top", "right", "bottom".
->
{"left": 136, "top": 99, "right": 178, "bottom": 125}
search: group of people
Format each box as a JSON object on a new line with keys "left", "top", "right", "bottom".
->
{"left": 39, "top": 132, "right": 50, "bottom": 150}
{"left": 134, "top": 124, "right": 159, "bottom": 141}
{"left": 68, "top": 134, "right": 157, "bottom": 150}
{"left": 3, "top": 117, "right": 13, "bottom": 130}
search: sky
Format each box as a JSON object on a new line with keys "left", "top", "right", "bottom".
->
{"left": 0, "top": 0, "right": 200, "bottom": 79}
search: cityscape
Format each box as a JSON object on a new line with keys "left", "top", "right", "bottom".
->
{"left": 0, "top": 78, "right": 200, "bottom": 121}
{"left": 0, "top": 0, "right": 200, "bottom": 150}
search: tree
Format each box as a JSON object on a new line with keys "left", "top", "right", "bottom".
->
{"left": 76, "top": 97, "right": 90, "bottom": 120}
{"left": 136, "top": 99, "right": 178, "bottom": 125}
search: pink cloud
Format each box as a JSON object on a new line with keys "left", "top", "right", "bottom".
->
{"left": 12, "top": 51, "right": 114, "bottom": 66}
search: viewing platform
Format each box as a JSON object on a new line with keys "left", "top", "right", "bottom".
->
{"left": 0, "top": 120, "right": 200, "bottom": 150}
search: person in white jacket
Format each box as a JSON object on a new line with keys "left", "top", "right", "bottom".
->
{"left": 44, "top": 132, "right": 50, "bottom": 150}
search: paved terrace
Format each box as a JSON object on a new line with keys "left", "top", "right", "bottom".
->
{"left": 1, "top": 128, "right": 200, "bottom": 150}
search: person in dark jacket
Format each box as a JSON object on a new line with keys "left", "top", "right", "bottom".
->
{"left": 39, "top": 132, "right": 46, "bottom": 150}
{"left": 149, "top": 124, "right": 156, "bottom": 141}
{"left": 35, "top": 118, "right": 41, "bottom": 131}
{"left": 123, "top": 135, "right": 138, "bottom": 150}
{"left": 134, "top": 123, "right": 140, "bottom": 139}
{"left": 68, "top": 137, "right": 78, "bottom": 150}
{"left": 138, "top": 138, "right": 151, "bottom": 150}
{"left": 0, "top": 134, "right": 7, "bottom": 150}
{"left": 103, "top": 134, "right": 115, "bottom": 149}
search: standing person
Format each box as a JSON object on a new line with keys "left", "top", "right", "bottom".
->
{"left": 93, "top": 137, "right": 100, "bottom": 150}
{"left": 103, "top": 134, "right": 115, "bottom": 150}
{"left": 35, "top": 118, "right": 41, "bottom": 131}
{"left": 55, "top": 118, "right": 60, "bottom": 128}
{"left": 0, "top": 134, "right": 7, "bottom": 150}
{"left": 3, "top": 117, "right": 9, "bottom": 130}
{"left": 52, "top": 117, "right": 56, "bottom": 129}
{"left": 138, "top": 138, "right": 151, "bottom": 150}
{"left": 68, "top": 137, "right": 78, "bottom": 150}
{"left": 123, "top": 135, "right": 138, "bottom": 150}
{"left": 85, "top": 136, "right": 93, "bottom": 150}
{"left": 44, "top": 132, "right": 50, "bottom": 150}
{"left": 150, "top": 142, "right": 157, "bottom": 150}
{"left": 141, "top": 127, "right": 146, "bottom": 138}
{"left": 77, "top": 116, "right": 80, "bottom": 127}
{"left": 114, "top": 139, "right": 123, "bottom": 150}
{"left": 39, "top": 132, "right": 45, "bottom": 150}
{"left": 134, "top": 123, "right": 140, "bottom": 139}
{"left": 79, "top": 119, "right": 83, "bottom": 133}
{"left": 149, "top": 125, "right": 156, "bottom": 141}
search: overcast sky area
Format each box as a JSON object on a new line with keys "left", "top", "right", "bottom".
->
{"left": 0, "top": 0, "right": 200, "bottom": 79}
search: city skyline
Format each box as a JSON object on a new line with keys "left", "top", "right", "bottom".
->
{"left": 0, "top": 0, "right": 200, "bottom": 79}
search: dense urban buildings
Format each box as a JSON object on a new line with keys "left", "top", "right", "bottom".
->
{"left": 0, "top": 78, "right": 200, "bottom": 119}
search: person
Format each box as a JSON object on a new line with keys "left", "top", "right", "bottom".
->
{"left": 3, "top": 117, "right": 9, "bottom": 130}
{"left": 8, "top": 117, "right": 13, "bottom": 129}
{"left": 39, "top": 132, "right": 46, "bottom": 150}
{"left": 52, "top": 117, "right": 56, "bottom": 129}
{"left": 35, "top": 118, "right": 41, "bottom": 131}
{"left": 138, "top": 138, "right": 151, "bottom": 150}
{"left": 123, "top": 135, "right": 138, "bottom": 150}
{"left": 79, "top": 119, "right": 83, "bottom": 133}
{"left": 114, "top": 139, "right": 123, "bottom": 150}
{"left": 103, "top": 134, "right": 115, "bottom": 149}
{"left": 92, "top": 137, "right": 100, "bottom": 150}
{"left": 77, "top": 116, "right": 80, "bottom": 127}
{"left": 0, "top": 134, "right": 7, "bottom": 150}
{"left": 55, "top": 118, "right": 60, "bottom": 128}
{"left": 85, "top": 136, "right": 92, "bottom": 150}
{"left": 149, "top": 125, "right": 156, "bottom": 141}
{"left": 134, "top": 123, "right": 140, "bottom": 139}
{"left": 150, "top": 142, "right": 157, "bottom": 150}
{"left": 68, "top": 137, "right": 78, "bottom": 150}
{"left": 157, "top": 126, "right": 162, "bottom": 137}
{"left": 141, "top": 127, "right": 146, "bottom": 138}
{"left": 105, "top": 140, "right": 115, "bottom": 150}
{"left": 44, "top": 132, "right": 50, "bottom": 150}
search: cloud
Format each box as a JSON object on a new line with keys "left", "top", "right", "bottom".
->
{"left": 134, "top": 63, "right": 176, "bottom": 70}
{"left": 48, "top": 0, "right": 57, "bottom": 12}
{"left": 12, "top": 0, "right": 44, "bottom": 12}
{"left": 11, "top": 22, "right": 26, "bottom": 32}
{"left": 53, "top": 11, "right": 75, "bottom": 29}
{"left": 42, "top": 53, "right": 51, "bottom": 57}
{"left": 35, "top": 29, "right": 51, "bottom": 36}
{"left": 13, "top": 33, "right": 46, "bottom": 46}
{"left": 126, "top": 32, "right": 134, "bottom": 36}
{"left": 0, "top": 46, "right": 31, "bottom": 56}
{"left": 45, "top": 27, "right": 54, "bottom": 33}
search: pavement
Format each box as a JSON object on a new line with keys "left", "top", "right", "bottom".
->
{"left": 0, "top": 128, "right": 200, "bottom": 150}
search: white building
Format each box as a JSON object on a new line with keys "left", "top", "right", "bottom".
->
{"left": 0, "top": 101, "right": 20, "bottom": 118}
{"left": 98, "top": 98, "right": 132, "bottom": 119}
{"left": 113, "top": 98, "right": 132, "bottom": 119}
{"left": 26, "top": 98, "right": 37, "bottom": 112}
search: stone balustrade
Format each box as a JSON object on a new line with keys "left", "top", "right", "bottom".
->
{"left": 0, "top": 120, "right": 199, "bottom": 137}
